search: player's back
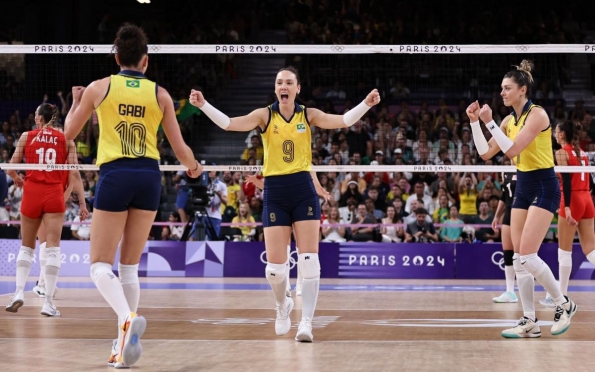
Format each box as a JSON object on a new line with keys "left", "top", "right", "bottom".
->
{"left": 24, "top": 128, "right": 68, "bottom": 184}
{"left": 563, "top": 143, "right": 590, "bottom": 191}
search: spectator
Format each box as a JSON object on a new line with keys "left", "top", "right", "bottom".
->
{"left": 350, "top": 203, "right": 376, "bottom": 242}
{"left": 71, "top": 204, "right": 92, "bottom": 240}
{"left": 192, "top": 171, "right": 227, "bottom": 241}
{"left": 221, "top": 171, "right": 241, "bottom": 216}
{"left": 391, "top": 197, "right": 409, "bottom": 221}
{"left": 405, "top": 208, "right": 438, "bottom": 243}
{"left": 439, "top": 205, "right": 464, "bottom": 242}
{"left": 404, "top": 199, "right": 433, "bottom": 225}
{"left": 321, "top": 206, "right": 347, "bottom": 242}
{"left": 471, "top": 201, "right": 498, "bottom": 242}
{"left": 381, "top": 205, "right": 405, "bottom": 243}
{"left": 458, "top": 173, "right": 478, "bottom": 223}
{"left": 364, "top": 197, "right": 384, "bottom": 221}
{"left": 241, "top": 134, "right": 264, "bottom": 164}
{"left": 405, "top": 181, "right": 434, "bottom": 214}
{"left": 432, "top": 194, "right": 450, "bottom": 224}
{"left": 168, "top": 212, "right": 184, "bottom": 240}
{"left": 339, "top": 196, "right": 358, "bottom": 225}
{"left": 231, "top": 202, "right": 256, "bottom": 241}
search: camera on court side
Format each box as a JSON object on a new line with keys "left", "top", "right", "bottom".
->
{"left": 186, "top": 184, "right": 213, "bottom": 209}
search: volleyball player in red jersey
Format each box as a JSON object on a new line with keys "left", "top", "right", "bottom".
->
{"left": 553, "top": 120, "right": 595, "bottom": 299}
{"left": 5, "top": 103, "right": 88, "bottom": 316}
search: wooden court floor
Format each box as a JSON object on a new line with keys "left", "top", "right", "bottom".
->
{"left": 0, "top": 277, "right": 594, "bottom": 372}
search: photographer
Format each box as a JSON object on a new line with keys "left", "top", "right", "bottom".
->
{"left": 405, "top": 208, "right": 438, "bottom": 243}
{"left": 191, "top": 170, "right": 228, "bottom": 240}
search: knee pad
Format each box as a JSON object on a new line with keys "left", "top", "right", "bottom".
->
{"left": 512, "top": 253, "right": 526, "bottom": 273}
{"left": 45, "top": 247, "right": 61, "bottom": 269}
{"left": 265, "top": 263, "right": 287, "bottom": 284}
{"left": 558, "top": 248, "right": 572, "bottom": 267}
{"left": 118, "top": 263, "right": 139, "bottom": 285}
{"left": 521, "top": 253, "right": 546, "bottom": 275}
{"left": 17, "top": 246, "right": 34, "bottom": 264}
{"left": 39, "top": 242, "right": 47, "bottom": 260}
{"left": 90, "top": 262, "right": 115, "bottom": 284}
{"left": 503, "top": 250, "right": 514, "bottom": 266}
{"left": 298, "top": 253, "right": 320, "bottom": 280}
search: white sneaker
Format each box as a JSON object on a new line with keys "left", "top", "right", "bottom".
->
{"left": 120, "top": 313, "right": 147, "bottom": 367}
{"left": 41, "top": 302, "right": 60, "bottom": 317}
{"left": 275, "top": 297, "right": 294, "bottom": 336}
{"left": 551, "top": 296, "right": 577, "bottom": 336}
{"left": 295, "top": 318, "right": 313, "bottom": 342}
{"left": 296, "top": 284, "right": 302, "bottom": 297}
{"left": 5, "top": 292, "right": 24, "bottom": 313}
{"left": 33, "top": 283, "right": 46, "bottom": 298}
{"left": 501, "top": 317, "right": 541, "bottom": 338}
{"left": 492, "top": 291, "right": 518, "bottom": 303}
{"left": 539, "top": 294, "right": 556, "bottom": 308}
{"left": 107, "top": 339, "right": 119, "bottom": 367}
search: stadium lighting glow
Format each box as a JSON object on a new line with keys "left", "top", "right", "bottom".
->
{"left": 137, "top": 0, "right": 151, "bottom": 3}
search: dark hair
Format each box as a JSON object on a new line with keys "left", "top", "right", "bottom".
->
{"left": 36, "top": 103, "right": 59, "bottom": 127}
{"left": 277, "top": 66, "right": 300, "bottom": 85}
{"left": 114, "top": 23, "right": 149, "bottom": 67}
{"left": 503, "top": 59, "right": 535, "bottom": 98}
{"left": 557, "top": 120, "right": 583, "bottom": 160}
{"left": 414, "top": 207, "right": 428, "bottom": 215}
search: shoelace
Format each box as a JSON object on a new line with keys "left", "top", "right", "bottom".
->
{"left": 518, "top": 317, "right": 528, "bottom": 326}
{"left": 276, "top": 303, "right": 288, "bottom": 320}
{"left": 554, "top": 305, "right": 564, "bottom": 322}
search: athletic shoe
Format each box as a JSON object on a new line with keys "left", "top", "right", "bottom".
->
{"left": 275, "top": 297, "right": 294, "bottom": 336}
{"left": 113, "top": 313, "right": 147, "bottom": 368}
{"left": 295, "top": 318, "right": 313, "bottom": 342}
{"left": 296, "top": 283, "right": 302, "bottom": 297}
{"left": 551, "top": 296, "right": 577, "bottom": 336}
{"left": 492, "top": 291, "right": 518, "bottom": 303}
{"left": 5, "top": 292, "right": 24, "bottom": 313}
{"left": 40, "top": 302, "right": 60, "bottom": 317}
{"left": 107, "top": 339, "right": 118, "bottom": 367}
{"left": 539, "top": 293, "right": 556, "bottom": 308}
{"left": 285, "top": 288, "right": 292, "bottom": 297}
{"left": 33, "top": 282, "right": 45, "bottom": 298}
{"left": 501, "top": 317, "right": 541, "bottom": 338}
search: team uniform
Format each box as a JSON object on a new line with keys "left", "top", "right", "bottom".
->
{"left": 558, "top": 143, "right": 595, "bottom": 220}
{"left": 94, "top": 70, "right": 162, "bottom": 212}
{"left": 500, "top": 172, "right": 517, "bottom": 226}
{"left": 20, "top": 128, "right": 69, "bottom": 218}
{"left": 506, "top": 101, "right": 560, "bottom": 213}
{"left": 261, "top": 102, "right": 320, "bottom": 227}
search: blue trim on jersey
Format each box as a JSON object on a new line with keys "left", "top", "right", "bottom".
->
{"left": 118, "top": 69, "right": 147, "bottom": 79}
{"left": 270, "top": 101, "right": 303, "bottom": 123}
{"left": 510, "top": 100, "right": 533, "bottom": 121}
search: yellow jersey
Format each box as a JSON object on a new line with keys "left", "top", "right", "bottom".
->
{"left": 506, "top": 101, "right": 554, "bottom": 172}
{"left": 261, "top": 102, "right": 312, "bottom": 176}
{"left": 95, "top": 70, "right": 162, "bottom": 166}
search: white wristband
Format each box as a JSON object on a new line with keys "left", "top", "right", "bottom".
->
{"left": 201, "top": 101, "right": 230, "bottom": 130}
{"left": 343, "top": 100, "right": 371, "bottom": 127}
{"left": 470, "top": 121, "right": 490, "bottom": 156}
{"left": 485, "top": 120, "right": 514, "bottom": 153}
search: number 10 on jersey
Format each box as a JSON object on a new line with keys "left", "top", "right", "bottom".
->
{"left": 116, "top": 121, "right": 147, "bottom": 156}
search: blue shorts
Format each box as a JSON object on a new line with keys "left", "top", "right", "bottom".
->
{"left": 94, "top": 158, "right": 162, "bottom": 212}
{"left": 262, "top": 171, "right": 320, "bottom": 227}
{"left": 512, "top": 168, "right": 560, "bottom": 214}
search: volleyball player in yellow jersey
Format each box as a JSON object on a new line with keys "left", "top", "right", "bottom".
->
{"left": 64, "top": 24, "right": 202, "bottom": 368}
{"left": 190, "top": 66, "right": 380, "bottom": 341}
{"left": 468, "top": 60, "right": 577, "bottom": 338}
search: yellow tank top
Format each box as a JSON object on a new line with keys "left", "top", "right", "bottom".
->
{"left": 506, "top": 101, "right": 554, "bottom": 171}
{"left": 95, "top": 70, "right": 162, "bottom": 166}
{"left": 459, "top": 189, "right": 478, "bottom": 215}
{"left": 261, "top": 102, "right": 312, "bottom": 176}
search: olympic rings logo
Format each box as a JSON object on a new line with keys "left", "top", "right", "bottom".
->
{"left": 491, "top": 251, "right": 505, "bottom": 271}
{"left": 331, "top": 45, "right": 345, "bottom": 52}
{"left": 149, "top": 45, "right": 161, "bottom": 52}
{"left": 516, "top": 45, "right": 529, "bottom": 52}
{"left": 260, "top": 249, "right": 298, "bottom": 269}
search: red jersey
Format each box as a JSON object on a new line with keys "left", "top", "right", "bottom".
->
{"left": 24, "top": 128, "right": 68, "bottom": 184}
{"left": 560, "top": 143, "right": 590, "bottom": 192}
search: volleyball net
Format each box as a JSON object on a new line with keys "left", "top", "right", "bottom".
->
{"left": 0, "top": 43, "right": 593, "bottom": 241}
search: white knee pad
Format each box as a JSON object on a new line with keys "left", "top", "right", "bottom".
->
{"left": 265, "top": 263, "right": 287, "bottom": 284}
{"left": 17, "top": 246, "right": 34, "bottom": 264}
{"left": 45, "top": 247, "right": 61, "bottom": 269}
{"left": 39, "top": 242, "right": 47, "bottom": 260}
{"left": 298, "top": 253, "right": 320, "bottom": 280}
{"left": 90, "top": 262, "right": 115, "bottom": 284}
{"left": 118, "top": 263, "right": 139, "bottom": 285}
{"left": 558, "top": 248, "right": 572, "bottom": 267}
{"left": 521, "top": 253, "right": 546, "bottom": 276}
{"left": 512, "top": 253, "right": 526, "bottom": 273}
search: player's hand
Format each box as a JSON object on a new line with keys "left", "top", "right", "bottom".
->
{"left": 364, "top": 89, "right": 381, "bottom": 107}
{"left": 71, "top": 86, "right": 86, "bottom": 102}
{"left": 492, "top": 215, "right": 501, "bottom": 232}
{"left": 186, "top": 160, "right": 202, "bottom": 179}
{"left": 189, "top": 89, "right": 206, "bottom": 108}
{"left": 479, "top": 104, "right": 493, "bottom": 123}
{"left": 79, "top": 204, "right": 89, "bottom": 221}
{"left": 315, "top": 184, "right": 331, "bottom": 202}
{"left": 466, "top": 101, "right": 480, "bottom": 122}
{"left": 245, "top": 174, "right": 259, "bottom": 185}
{"left": 565, "top": 207, "right": 578, "bottom": 226}
{"left": 12, "top": 175, "right": 24, "bottom": 188}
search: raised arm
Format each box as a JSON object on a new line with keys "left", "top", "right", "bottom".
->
{"left": 64, "top": 80, "right": 107, "bottom": 141}
{"left": 307, "top": 89, "right": 380, "bottom": 130}
{"left": 189, "top": 89, "right": 268, "bottom": 132}
{"left": 67, "top": 140, "right": 89, "bottom": 220}
{"left": 7, "top": 132, "right": 28, "bottom": 185}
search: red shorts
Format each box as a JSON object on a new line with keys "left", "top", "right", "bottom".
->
{"left": 20, "top": 181, "right": 65, "bottom": 219}
{"left": 559, "top": 190, "right": 595, "bottom": 220}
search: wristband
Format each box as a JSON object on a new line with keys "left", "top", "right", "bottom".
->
{"left": 201, "top": 101, "right": 231, "bottom": 129}
{"left": 485, "top": 120, "right": 513, "bottom": 153}
{"left": 343, "top": 100, "right": 371, "bottom": 127}
{"left": 470, "top": 121, "right": 490, "bottom": 156}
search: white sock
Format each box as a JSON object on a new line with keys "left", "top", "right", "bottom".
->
{"left": 265, "top": 263, "right": 288, "bottom": 305}
{"left": 521, "top": 253, "right": 565, "bottom": 306}
{"left": 558, "top": 249, "right": 572, "bottom": 296}
{"left": 586, "top": 250, "right": 595, "bottom": 266}
{"left": 513, "top": 253, "right": 535, "bottom": 320}
{"left": 286, "top": 245, "right": 291, "bottom": 292}
{"left": 118, "top": 263, "right": 140, "bottom": 313}
{"left": 299, "top": 253, "right": 320, "bottom": 321}
{"left": 44, "top": 247, "right": 61, "bottom": 305}
{"left": 505, "top": 265, "right": 515, "bottom": 293}
{"left": 90, "top": 262, "right": 131, "bottom": 323}
{"left": 15, "top": 246, "right": 35, "bottom": 294}
{"left": 38, "top": 242, "right": 47, "bottom": 287}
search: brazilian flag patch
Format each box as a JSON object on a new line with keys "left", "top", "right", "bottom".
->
{"left": 296, "top": 123, "right": 306, "bottom": 133}
{"left": 126, "top": 79, "right": 140, "bottom": 88}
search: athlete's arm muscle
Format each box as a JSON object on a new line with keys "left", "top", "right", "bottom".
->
{"left": 64, "top": 79, "right": 109, "bottom": 141}
{"left": 226, "top": 108, "right": 269, "bottom": 132}
{"left": 306, "top": 108, "right": 350, "bottom": 129}
{"left": 7, "top": 132, "right": 28, "bottom": 181}
{"left": 67, "top": 140, "right": 86, "bottom": 209}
